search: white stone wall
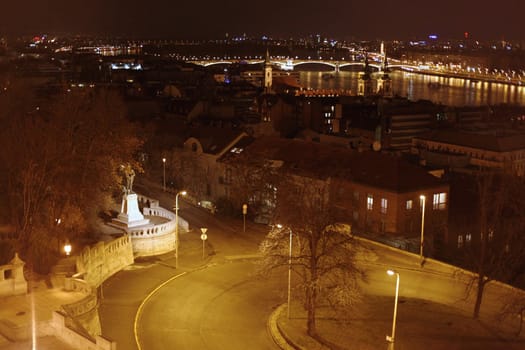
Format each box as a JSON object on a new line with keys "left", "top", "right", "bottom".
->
{"left": 76, "top": 235, "right": 134, "bottom": 288}
{"left": 128, "top": 203, "right": 189, "bottom": 257}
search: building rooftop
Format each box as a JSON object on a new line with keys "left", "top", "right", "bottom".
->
{"left": 415, "top": 129, "right": 525, "bottom": 152}
{"left": 226, "top": 136, "right": 445, "bottom": 193}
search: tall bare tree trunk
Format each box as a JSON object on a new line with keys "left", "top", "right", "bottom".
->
{"left": 306, "top": 284, "right": 317, "bottom": 337}
{"left": 473, "top": 275, "right": 487, "bottom": 318}
{"left": 307, "top": 246, "right": 318, "bottom": 337}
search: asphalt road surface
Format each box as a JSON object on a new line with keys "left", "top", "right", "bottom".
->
{"left": 101, "top": 179, "right": 522, "bottom": 349}
{"left": 137, "top": 260, "right": 284, "bottom": 350}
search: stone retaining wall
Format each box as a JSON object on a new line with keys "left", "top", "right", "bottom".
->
{"left": 52, "top": 311, "right": 116, "bottom": 350}
{"left": 128, "top": 194, "right": 189, "bottom": 257}
{"left": 76, "top": 235, "right": 134, "bottom": 287}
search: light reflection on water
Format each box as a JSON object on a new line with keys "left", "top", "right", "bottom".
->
{"left": 299, "top": 71, "right": 525, "bottom": 106}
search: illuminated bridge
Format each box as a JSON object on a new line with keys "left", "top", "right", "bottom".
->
{"left": 186, "top": 57, "right": 418, "bottom": 72}
{"left": 185, "top": 57, "right": 525, "bottom": 85}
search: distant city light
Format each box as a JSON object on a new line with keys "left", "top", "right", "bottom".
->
{"left": 110, "top": 63, "right": 143, "bottom": 70}
{"left": 429, "top": 34, "right": 438, "bottom": 40}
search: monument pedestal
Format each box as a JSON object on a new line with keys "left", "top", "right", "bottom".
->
{"left": 112, "top": 193, "right": 150, "bottom": 228}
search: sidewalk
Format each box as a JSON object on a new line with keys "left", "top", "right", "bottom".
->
{"left": 270, "top": 297, "right": 525, "bottom": 350}
{"left": 0, "top": 278, "right": 85, "bottom": 349}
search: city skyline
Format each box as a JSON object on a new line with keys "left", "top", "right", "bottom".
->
{"left": 1, "top": 1, "right": 525, "bottom": 41}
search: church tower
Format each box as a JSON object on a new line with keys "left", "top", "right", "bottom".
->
{"left": 358, "top": 54, "right": 373, "bottom": 97}
{"left": 263, "top": 48, "right": 273, "bottom": 92}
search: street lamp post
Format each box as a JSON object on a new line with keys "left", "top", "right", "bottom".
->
{"left": 242, "top": 204, "right": 248, "bottom": 233}
{"left": 420, "top": 195, "right": 426, "bottom": 261}
{"left": 287, "top": 226, "right": 292, "bottom": 319}
{"left": 162, "top": 158, "right": 166, "bottom": 192}
{"left": 386, "top": 269, "right": 400, "bottom": 350}
{"left": 175, "top": 190, "right": 187, "bottom": 269}
{"left": 277, "top": 224, "right": 293, "bottom": 319}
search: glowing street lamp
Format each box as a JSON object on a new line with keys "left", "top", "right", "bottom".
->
{"left": 64, "top": 241, "right": 72, "bottom": 256}
{"left": 386, "top": 270, "right": 400, "bottom": 350}
{"left": 162, "top": 158, "right": 166, "bottom": 192}
{"left": 420, "top": 195, "right": 426, "bottom": 261}
{"left": 242, "top": 204, "right": 248, "bottom": 233}
{"left": 175, "top": 190, "right": 187, "bottom": 269}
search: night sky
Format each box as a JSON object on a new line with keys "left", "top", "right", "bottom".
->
{"left": 1, "top": 1, "right": 524, "bottom": 41}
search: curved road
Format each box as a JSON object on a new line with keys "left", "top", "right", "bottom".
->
{"left": 137, "top": 260, "right": 284, "bottom": 350}
{"left": 101, "top": 180, "right": 523, "bottom": 349}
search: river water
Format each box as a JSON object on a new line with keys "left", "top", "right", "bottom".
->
{"left": 299, "top": 71, "right": 525, "bottom": 107}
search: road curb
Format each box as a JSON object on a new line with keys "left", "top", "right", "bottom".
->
{"left": 267, "top": 304, "right": 303, "bottom": 350}
{"left": 224, "top": 254, "right": 262, "bottom": 261}
{"left": 134, "top": 271, "right": 187, "bottom": 350}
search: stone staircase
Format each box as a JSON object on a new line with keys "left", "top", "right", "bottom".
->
{"left": 50, "top": 257, "right": 77, "bottom": 288}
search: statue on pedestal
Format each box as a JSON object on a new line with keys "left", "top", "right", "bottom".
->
{"left": 121, "top": 164, "right": 135, "bottom": 195}
{"left": 113, "top": 163, "right": 150, "bottom": 228}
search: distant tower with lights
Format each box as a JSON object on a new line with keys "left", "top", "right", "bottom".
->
{"left": 376, "top": 42, "right": 392, "bottom": 97}
{"left": 263, "top": 48, "right": 273, "bottom": 92}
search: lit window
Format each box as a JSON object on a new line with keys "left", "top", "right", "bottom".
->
{"left": 466, "top": 233, "right": 472, "bottom": 244}
{"left": 367, "top": 194, "right": 373, "bottom": 210}
{"left": 458, "top": 235, "right": 464, "bottom": 248}
{"left": 230, "top": 147, "right": 244, "bottom": 154}
{"left": 488, "top": 228, "right": 494, "bottom": 241}
{"left": 433, "top": 192, "right": 447, "bottom": 210}
{"left": 381, "top": 198, "right": 388, "bottom": 214}
{"left": 406, "top": 200, "right": 413, "bottom": 210}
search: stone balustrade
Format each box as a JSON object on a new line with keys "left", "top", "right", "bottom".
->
{"left": 137, "top": 193, "right": 160, "bottom": 209}
{"left": 76, "top": 235, "right": 134, "bottom": 287}
{"left": 127, "top": 196, "right": 189, "bottom": 257}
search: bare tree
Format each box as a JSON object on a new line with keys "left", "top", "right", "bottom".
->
{"left": 224, "top": 150, "right": 281, "bottom": 219}
{"left": 0, "top": 83, "right": 142, "bottom": 272}
{"left": 259, "top": 175, "right": 365, "bottom": 338}
{"left": 169, "top": 150, "right": 208, "bottom": 200}
{"left": 457, "top": 170, "right": 525, "bottom": 319}
{"left": 498, "top": 290, "right": 525, "bottom": 336}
